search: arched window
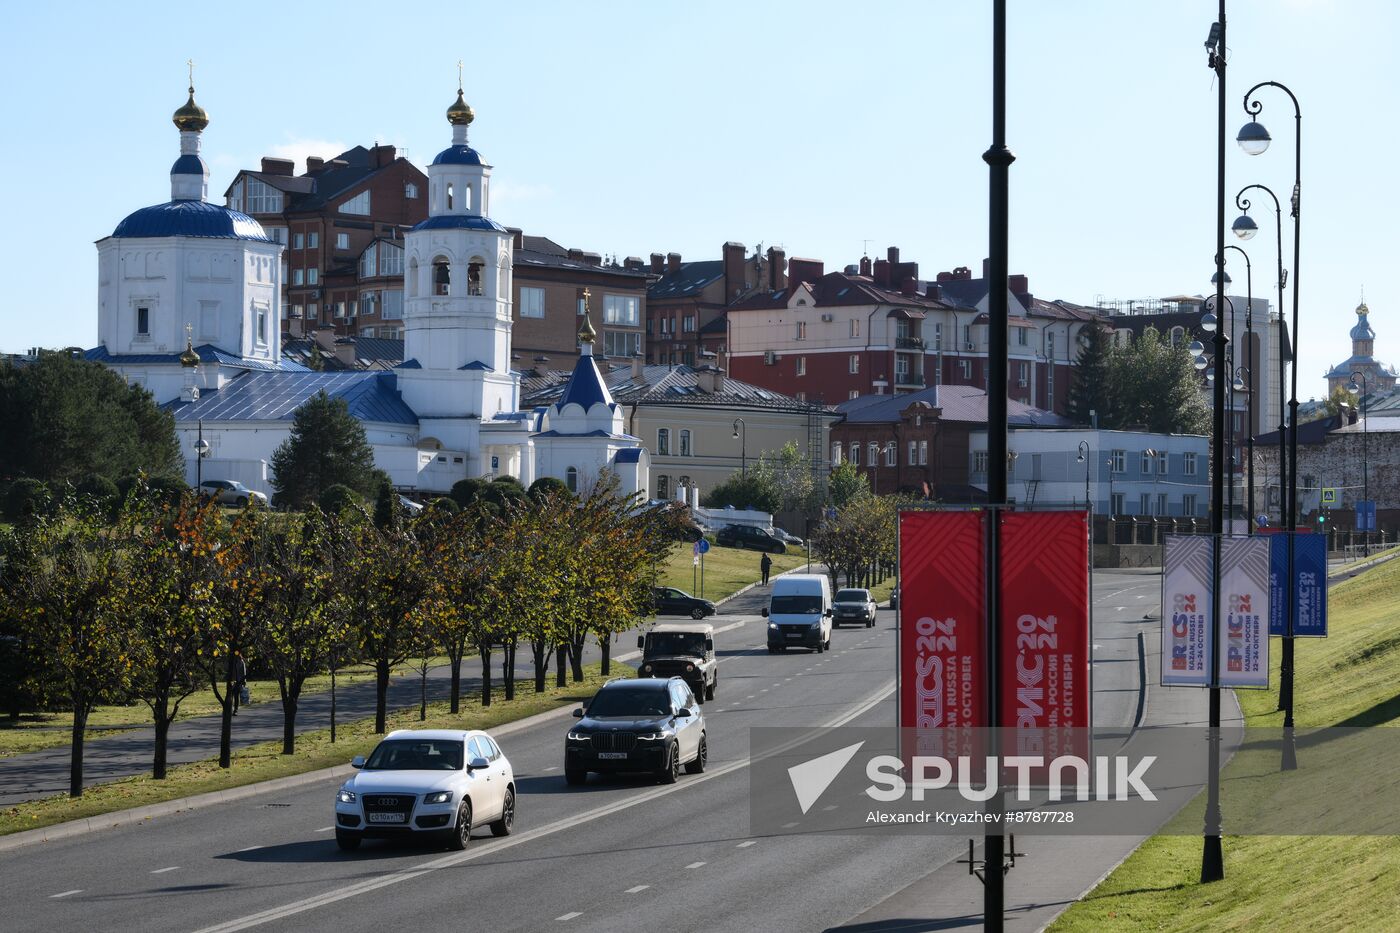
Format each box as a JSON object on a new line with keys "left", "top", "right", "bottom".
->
{"left": 566, "top": 467, "right": 579, "bottom": 493}
{"left": 433, "top": 257, "right": 450, "bottom": 296}
{"left": 884, "top": 442, "right": 896, "bottom": 466}
{"left": 831, "top": 442, "right": 842, "bottom": 465}
{"left": 467, "top": 258, "right": 484, "bottom": 297}
{"left": 868, "top": 442, "right": 879, "bottom": 466}
{"left": 1170, "top": 326, "right": 1185, "bottom": 347}
{"left": 657, "top": 428, "right": 671, "bottom": 455}
{"left": 462, "top": 185, "right": 473, "bottom": 212}
{"left": 679, "top": 429, "right": 692, "bottom": 456}
{"left": 446, "top": 183, "right": 454, "bottom": 210}
{"left": 407, "top": 259, "right": 418, "bottom": 298}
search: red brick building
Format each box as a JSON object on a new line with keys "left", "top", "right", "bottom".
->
{"left": 646, "top": 242, "right": 785, "bottom": 366}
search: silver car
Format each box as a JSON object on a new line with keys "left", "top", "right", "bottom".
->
{"left": 198, "top": 479, "right": 268, "bottom": 508}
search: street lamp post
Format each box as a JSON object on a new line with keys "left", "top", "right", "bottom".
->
{"left": 1348, "top": 370, "right": 1370, "bottom": 556}
{"left": 1240, "top": 77, "right": 1303, "bottom": 771}
{"left": 1076, "top": 440, "right": 1091, "bottom": 510}
{"left": 1223, "top": 244, "right": 1255, "bottom": 530}
{"left": 194, "top": 420, "right": 211, "bottom": 488}
{"left": 732, "top": 418, "right": 747, "bottom": 477}
{"left": 1234, "top": 365, "right": 1253, "bottom": 530}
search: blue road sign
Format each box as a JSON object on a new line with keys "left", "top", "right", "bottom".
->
{"left": 696, "top": 538, "right": 711, "bottom": 554}
{"left": 1358, "top": 500, "right": 1377, "bottom": 533}
{"left": 1268, "top": 533, "right": 1327, "bottom": 637}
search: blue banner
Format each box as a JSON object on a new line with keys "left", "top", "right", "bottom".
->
{"left": 1358, "top": 500, "right": 1377, "bottom": 533}
{"left": 1268, "top": 533, "right": 1328, "bottom": 637}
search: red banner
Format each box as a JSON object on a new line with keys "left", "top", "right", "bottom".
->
{"left": 898, "top": 511, "right": 986, "bottom": 757}
{"left": 998, "top": 511, "right": 1092, "bottom": 758}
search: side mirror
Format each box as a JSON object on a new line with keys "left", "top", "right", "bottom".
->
{"left": 677, "top": 707, "right": 695, "bottom": 718}
{"left": 467, "top": 756, "right": 490, "bottom": 771}
{"left": 637, "top": 635, "right": 645, "bottom": 649}
{"left": 824, "top": 608, "right": 834, "bottom": 617}
{"left": 351, "top": 755, "right": 366, "bottom": 769}
{"left": 705, "top": 638, "right": 714, "bottom": 653}
{"left": 760, "top": 607, "right": 769, "bottom": 618}
{"left": 572, "top": 707, "right": 585, "bottom": 718}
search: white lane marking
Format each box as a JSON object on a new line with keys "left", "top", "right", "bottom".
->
{"left": 49, "top": 890, "right": 82, "bottom": 899}
{"left": 782, "top": 821, "right": 800, "bottom": 828}
{"left": 685, "top": 861, "right": 706, "bottom": 869}
{"left": 625, "top": 885, "right": 650, "bottom": 894}
{"left": 736, "top": 840, "right": 757, "bottom": 848}
{"left": 236, "top": 845, "right": 263, "bottom": 853}
{"left": 822, "top": 805, "right": 839, "bottom": 811}
{"left": 314, "top": 826, "right": 334, "bottom": 833}
{"left": 151, "top": 866, "right": 180, "bottom": 874}
{"left": 746, "top": 695, "right": 755, "bottom": 700}
{"left": 189, "top": 680, "right": 895, "bottom": 933}
{"left": 542, "top": 766, "right": 559, "bottom": 772}
{"left": 556, "top": 912, "right": 582, "bottom": 921}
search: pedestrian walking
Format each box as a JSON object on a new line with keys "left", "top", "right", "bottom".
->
{"left": 232, "top": 652, "right": 248, "bottom": 714}
{"left": 760, "top": 553, "right": 772, "bottom": 586}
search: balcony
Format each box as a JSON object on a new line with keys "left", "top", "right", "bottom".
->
{"left": 895, "top": 371, "right": 925, "bottom": 387}
{"left": 895, "top": 336, "right": 925, "bottom": 350}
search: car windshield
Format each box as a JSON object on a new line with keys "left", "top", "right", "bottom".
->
{"left": 587, "top": 686, "right": 672, "bottom": 717}
{"left": 835, "top": 590, "right": 870, "bottom": 602}
{"left": 364, "top": 739, "right": 464, "bottom": 771}
{"left": 771, "top": 594, "right": 822, "bottom": 614}
{"left": 646, "top": 632, "right": 706, "bottom": 656}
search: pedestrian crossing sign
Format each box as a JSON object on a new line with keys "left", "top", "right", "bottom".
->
{"left": 1321, "top": 487, "right": 1338, "bottom": 505}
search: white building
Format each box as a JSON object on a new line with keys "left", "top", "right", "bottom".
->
{"left": 88, "top": 82, "right": 647, "bottom": 500}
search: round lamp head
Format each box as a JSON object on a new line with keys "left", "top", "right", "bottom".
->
{"left": 1188, "top": 339, "right": 1205, "bottom": 355}
{"left": 1232, "top": 375, "right": 1246, "bottom": 391}
{"left": 1348, "top": 380, "right": 1360, "bottom": 394}
{"left": 195, "top": 438, "right": 210, "bottom": 457}
{"left": 1194, "top": 354, "right": 1209, "bottom": 371}
{"left": 1232, "top": 213, "right": 1259, "bottom": 240}
{"left": 1201, "top": 311, "right": 1218, "bottom": 333}
{"left": 1237, "top": 120, "right": 1272, "bottom": 156}
{"left": 1211, "top": 269, "right": 1232, "bottom": 290}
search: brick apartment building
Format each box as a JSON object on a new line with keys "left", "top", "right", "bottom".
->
{"left": 224, "top": 145, "right": 428, "bottom": 340}
{"left": 646, "top": 242, "right": 785, "bottom": 366}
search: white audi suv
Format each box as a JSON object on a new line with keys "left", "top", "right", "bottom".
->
{"left": 334, "top": 729, "right": 515, "bottom": 851}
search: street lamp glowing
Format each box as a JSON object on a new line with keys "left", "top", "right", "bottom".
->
{"left": 1237, "top": 120, "right": 1272, "bottom": 156}
{"left": 1232, "top": 213, "right": 1259, "bottom": 240}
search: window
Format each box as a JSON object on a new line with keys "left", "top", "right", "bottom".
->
{"left": 657, "top": 475, "right": 669, "bottom": 499}
{"left": 849, "top": 444, "right": 860, "bottom": 466}
{"left": 1158, "top": 493, "right": 1168, "bottom": 516}
{"left": 292, "top": 269, "right": 304, "bottom": 286}
{"left": 974, "top": 450, "right": 989, "bottom": 474}
{"left": 1111, "top": 493, "right": 1124, "bottom": 515}
{"left": 293, "top": 233, "right": 304, "bottom": 249}
{"left": 868, "top": 442, "right": 878, "bottom": 465}
{"left": 682, "top": 314, "right": 695, "bottom": 333}
{"left": 1183, "top": 494, "right": 1198, "bottom": 516}
{"left": 895, "top": 356, "right": 910, "bottom": 379}
{"left": 796, "top": 391, "right": 807, "bottom": 401}
{"left": 380, "top": 243, "right": 403, "bottom": 276}
{"left": 963, "top": 323, "right": 972, "bottom": 346}
{"left": 1017, "top": 361, "right": 1028, "bottom": 384}
{"left": 446, "top": 183, "right": 454, "bottom": 210}
{"left": 932, "top": 322, "right": 942, "bottom": 350}
{"left": 136, "top": 306, "right": 149, "bottom": 335}
{"left": 267, "top": 227, "right": 287, "bottom": 245}
{"left": 307, "top": 231, "right": 319, "bottom": 248}
{"left": 884, "top": 443, "right": 896, "bottom": 467}
{"left": 1046, "top": 332, "right": 1056, "bottom": 359}
{"left": 361, "top": 327, "right": 375, "bottom": 338}
{"left": 382, "top": 289, "right": 403, "bottom": 319}
{"left": 604, "top": 331, "right": 641, "bottom": 358}
{"left": 520, "top": 287, "right": 545, "bottom": 318}
{"left": 679, "top": 430, "right": 692, "bottom": 456}
{"left": 1140, "top": 493, "right": 1151, "bottom": 515}
{"left": 831, "top": 443, "right": 842, "bottom": 465}
{"left": 359, "top": 245, "right": 377, "bottom": 279}
{"left": 1184, "top": 452, "right": 1198, "bottom": 475}
{"left": 657, "top": 428, "right": 670, "bottom": 456}
{"left": 336, "top": 233, "right": 349, "bottom": 250}
{"left": 1017, "top": 327, "right": 1028, "bottom": 346}
{"left": 566, "top": 467, "right": 579, "bottom": 493}
{"left": 918, "top": 441, "right": 928, "bottom": 465}
{"left": 795, "top": 321, "right": 807, "bottom": 340}
{"left": 1157, "top": 450, "right": 1169, "bottom": 474}
{"left": 1110, "top": 449, "right": 1126, "bottom": 473}
{"left": 959, "top": 360, "right": 972, "bottom": 379}
{"left": 244, "top": 178, "right": 283, "bottom": 214}
{"left": 1140, "top": 450, "right": 1154, "bottom": 474}
{"left": 1170, "top": 326, "right": 1185, "bottom": 347}
{"left": 434, "top": 258, "right": 451, "bottom": 295}
{"left": 604, "top": 294, "right": 640, "bottom": 326}
{"left": 848, "top": 390, "right": 860, "bottom": 400}
{"left": 467, "top": 260, "right": 483, "bottom": 296}
{"left": 256, "top": 307, "right": 267, "bottom": 343}
{"left": 850, "top": 319, "right": 860, "bottom": 338}
{"left": 307, "top": 267, "right": 319, "bottom": 285}
{"left": 339, "top": 191, "right": 371, "bottom": 215}
{"left": 908, "top": 441, "right": 917, "bottom": 464}
{"left": 292, "top": 303, "right": 303, "bottom": 319}
{"left": 405, "top": 183, "right": 418, "bottom": 199}
{"left": 849, "top": 354, "right": 860, "bottom": 374}
{"left": 797, "top": 356, "right": 806, "bottom": 376}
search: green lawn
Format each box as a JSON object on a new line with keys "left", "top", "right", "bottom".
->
{"left": 1050, "top": 555, "right": 1400, "bottom": 931}
{"left": 655, "top": 541, "right": 812, "bottom": 601}
{"left": 0, "top": 664, "right": 609, "bottom": 838}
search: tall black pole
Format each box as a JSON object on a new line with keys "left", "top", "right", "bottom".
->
{"left": 1202, "top": 0, "right": 1228, "bottom": 884}
{"left": 982, "top": 0, "right": 1014, "bottom": 925}
{"left": 1242, "top": 79, "right": 1302, "bottom": 770}
{"left": 1225, "top": 244, "right": 1255, "bottom": 530}
{"left": 1351, "top": 370, "right": 1369, "bottom": 555}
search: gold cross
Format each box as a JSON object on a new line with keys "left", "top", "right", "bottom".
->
{"left": 187, "top": 59, "right": 195, "bottom": 91}
{"left": 457, "top": 59, "right": 463, "bottom": 91}
{"left": 581, "top": 287, "right": 591, "bottom": 310}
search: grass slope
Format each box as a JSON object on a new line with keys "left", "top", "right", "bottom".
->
{"left": 1051, "top": 556, "right": 1400, "bottom": 931}
{"left": 655, "top": 541, "right": 811, "bottom": 601}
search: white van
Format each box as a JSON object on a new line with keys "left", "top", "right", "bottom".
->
{"left": 762, "top": 573, "right": 833, "bottom": 653}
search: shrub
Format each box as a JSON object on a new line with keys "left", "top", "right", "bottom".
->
{"left": 432, "top": 497, "right": 460, "bottom": 514}
{"left": 4, "top": 478, "right": 50, "bottom": 520}
{"left": 319, "top": 483, "right": 361, "bottom": 516}
{"left": 450, "top": 477, "right": 485, "bottom": 508}
{"left": 528, "top": 476, "right": 571, "bottom": 503}
{"left": 75, "top": 473, "right": 120, "bottom": 507}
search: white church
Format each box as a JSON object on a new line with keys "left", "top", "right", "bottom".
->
{"left": 88, "top": 81, "right": 648, "bottom": 500}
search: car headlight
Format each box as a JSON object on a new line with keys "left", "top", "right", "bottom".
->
{"left": 423, "top": 791, "right": 453, "bottom": 805}
{"left": 337, "top": 787, "right": 356, "bottom": 803}
{"left": 685, "top": 663, "right": 695, "bottom": 672}
{"left": 567, "top": 730, "right": 590, "bottom": 741}
{"left": 636, "top": 731, "right": 672, "bottom": 741}
{"left": 769, "top": 622, "right": 779, "bottom": 630}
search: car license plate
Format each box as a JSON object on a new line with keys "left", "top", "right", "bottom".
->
{"left": 598, "top": 752, "right": 628, "bottom": 760}
{"left": 786, "top": 632, "right": 803, "bottom": 639}
{"left": 368, "top": 812, "right": 406, "bottom": 823}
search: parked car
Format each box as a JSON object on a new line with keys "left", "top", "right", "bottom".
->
{"left": 565, "top": 677, "right": 706, "bottom": 785}
{"left": 716, "top": 524, "right": 787, "bottom": 553}
{"left": 198, "top": 479, "right": 268, "bottom": 508}
{"left": 773, "top": 527, "right": 805, "bottom": 547}
{"left": 334, "top": 729, "right": 515, "bottom": 851}
{"left": 652, "top": 586, "right": 716, "bottom": 620}
{"left": 832, "top": 588, "right": 877, "bottom": 627}
{"left": 763, "top": 573, "right": 833, "bottom": 652}
{"left": 398, "top": 495, "right": 424, "bottom": 515}
{"left": 637, "top": 622, "right": 717, "bottom": 701}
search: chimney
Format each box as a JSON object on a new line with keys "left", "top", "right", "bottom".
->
{"left": 695, "top": 365, "right": 726, "bottom": 394}
{"left": 723, "top": 242, "right": 746, "bottom": 299}
{"left": 767, "top": 247, "right": 787, "bottom": 289}
{"left": 260, "top": 157, "right": 295, "bottom": 176}
{"left": 624, "top": 256, "right": 644, "bottom": 271}
{"left": 925, "top": 283, "right": 942, "bottom": 301}
{"left": 887, "top": 246, "right": 901, "bottom": 269}
{"left": 568, "top": 248, "right": 584, "bottom": 261}
{"left": 1009, "top": 274, "right": 1029, "bottom": 296}
{"left": 788, "top": 258, "right": 824, "bottom": 286}
{"left": 305, "top": 156, "right": 325, "bottom": 174}
{"left": 371, "top": 144, "right": 397, "bottom": 168}
{"left": 873, "top": 259, "right": 891, "bottom": 288}
{"left": 953, "top": 266, "right": 972, "bottom": 280}
{"left": 650, "top": 252, "right": 666, "bottom": 274}
{"left": 667, "top": 252, "right": 682, "bottom": 274}
{"left": 982, "top": 257, "right": 991, "bottom": 279}
{"left": 631, "top": 354, "right": 644, "bottom": 379}
{"left": 312, "top": 328, "right": 337, "bottom": 352}
{"left": 901, "top": 276, "right": 918, "bottom": 297}
{"left": 509, "top": 228, "right": 524, "bottom": 250}
{"left": 334, "top": 338, "right": 357, "bottom": 368}
{"left": 533, "top": 355, "right": 551, "bottom": 377}
{"left": 580, "top": 251, "right": 602, "bottom": 267}
{"left": 859, "top": 255, "right": 872, "bottom": 277}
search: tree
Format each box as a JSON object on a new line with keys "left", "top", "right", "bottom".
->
{"left": 811, "top": 494, "right": 900, "bottom": 589}
{"left": 0, "top": 354, "right": 181, "bottom": 486}
{"left": 827, "top": 462, "right": 870, "bottom": 508}
{"left": 373, "top": 480, "right": 402, "bottom": 531}
{"left": 432, "top": 504, "right": 499, "bottom": 710}
{"left": 1105, "top": 327, "right": 1211, "bottom": 435}
{"left": 1315, "top": 385, "right": 1356, "bottom": 422}
{"left": 481, "top": 502, "right": 561, "bottom": 693}
{"left": 1067, "top": 323, "right": 1112, "bottom": 427}
{"left": 752, "top": 441, "right": 820, "bottom": 514}
{"left": 450, "top": 478, "right": 486, "bottom": 509}
{"left": 702, "top": 471, "right": 779, "bottom": 513}
{"left": 528, "top": 476, "right": 570, "bottom": 503}
{"left": 480, "top": 476, "right": 527, "bottom": 510}
{"left": 4, "top": 478, "right": 50, "bottom": 521}
{"left": 269, "top": 392, "right": 382, "bottom": 508}
{"left": 319, "top": 483, "right": 361, "bottom": 516}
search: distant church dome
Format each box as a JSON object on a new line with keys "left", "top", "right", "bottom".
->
{"left": 172, "top": 87, "right": 209, "bottom": 132}
{"left": 1352, "top": 301, "right": 1375, "bottom": 341}
{"left": 434, "top": 87, "right": 484, "bottom": 165}
{"left": 112, "top": 200, "right": 270, "bottom": 241}
{"left": 446, "top": 88, "right": 475, "bottom": 126}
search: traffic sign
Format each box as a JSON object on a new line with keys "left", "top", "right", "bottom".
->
{"left": 1321, "top": 487, "right": 1338, "bottom": 505}
{"left": 696, "top": 538, "right": 711, "bottom": 554}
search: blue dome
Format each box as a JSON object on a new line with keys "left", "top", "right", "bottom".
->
{"left": 1351, "top": 317, "right": 1375, "bottom": 341}
{"left": 410, "top": 214, "right": 507, "bottom": 234}
{"left": 170, "top": 154, "right": 207, "bottom": 176}
{"left": 431, "top": 145, "right": 484, "bottom": 166}
{"left": 112, "top": 200, "right": 270, "bottom": 241}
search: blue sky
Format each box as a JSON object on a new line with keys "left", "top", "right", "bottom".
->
{"left": 2, "top": 0, "right": 1393, "bottom": 402}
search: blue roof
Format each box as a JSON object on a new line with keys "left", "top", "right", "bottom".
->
{"left": 112, "top": 200, "right": 270, "bottom": 241}
{"left": 410, "top": 214, "right": 507, "bottom": 234}
{"left": 396, "top": 358, "right": 422, "bottom": 369}
{"left": 613, "top": 448, "right": 643, "bottom": 464}
{"left": 85, "top": 343, "right": 304, "bottom": 372}
{"left": 532, "top": 429, "right": 633, "bottom": 439}
{"left": 458, "top": 360, "right": 493, "bottom": 371}
{"left": 170, "top": 154, "right": 206, "bottom": 176}
{"left": 555, "top": 352, "right": 614, "bottom": 411}
{"left": 168, "top": 371, "right": 417, "bottom": 425}
{"left": 431, "top": 145, "right": 485, "bottom": 166}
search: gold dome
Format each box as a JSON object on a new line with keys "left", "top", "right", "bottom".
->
{"left": 446, "top": 89, "right": 474, "bottom": 126}
{"left": 179, "top": 337, "right": 200, "bottom": 368}
{"left": 1357, "top": 301, "right": 1370, "bottom": 316}
{"left": 173, "top": 87, "right": 209, "bottom": 132}
{"left": 578, "top": 312, "right": 597, "bottom": 344}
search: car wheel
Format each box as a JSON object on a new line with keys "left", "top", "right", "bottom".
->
{"left": 705, "top": 676, "right": 716, "bottom": 701}
{"left": 447, "top": 801, "right": 472, "bottom": 851}
{"left": 658, "top": 743, "right": 680, "bottom": 784}
{"left": 565, "top": 768, "right": 587, "bottom": 786}
{"left": 692, "top": 607, "right": 706, "bottom": 620}
{"left": 685, "top": 734, "right": 708, "bottom": 774}
{"left": 825, "top": 635, "right": 832, "bottom": 651}
{"left": 235, "top": 496, "right": 248, "bottom": 507}
{"left": 334, "top": 830, "right": 360, "bottom": 852}
{"left": 490, "top": 787, "right": 515, "bottom": 837}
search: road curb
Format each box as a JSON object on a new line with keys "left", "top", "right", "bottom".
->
{"left": 713, "top": 561, "right": 821, "bottom": 609}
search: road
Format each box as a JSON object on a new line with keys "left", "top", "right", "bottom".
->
{"left": 4, "top": 570, "right": 1158, "bottom": 933}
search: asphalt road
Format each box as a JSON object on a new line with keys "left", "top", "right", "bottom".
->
{"left": 5, "top": 570, "right": 1157, "bottom": 933}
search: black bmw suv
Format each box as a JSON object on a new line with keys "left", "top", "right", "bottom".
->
{"left": 564, "top": 678, "right": 707, "bottom": 786}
